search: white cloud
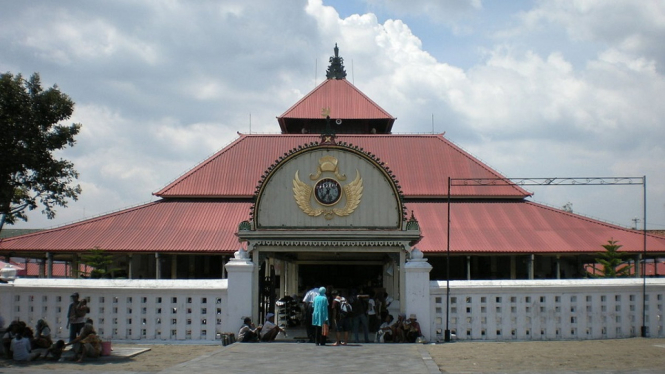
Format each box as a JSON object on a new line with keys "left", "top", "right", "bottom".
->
{"left": 2, "top": 0, "right": 664, "bottom": 231}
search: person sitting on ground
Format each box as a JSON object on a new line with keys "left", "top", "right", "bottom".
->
{"left": 237, "top": 317, "right": 262, "bottom": 342}
{"left": 405, "top": 314, "right": 422, "bottom": 343}
{"left": 42, "top": 339, "right": 66, "bottom": 361}
{"left": 66, "top": 319, "right": 102, "bottom": 362}
{"left": 32, "top": 319, "right": 52, "bottom": 349}
{"left": 376, "top": 314, "right": 395, "bottom": 343}
{"left": 10, "top": 325, "right": 40, "bottom": 362}
{"left": 260, "top": 313, "right": 285, "bottom": 342}
{"left": 392, "top": 313, "right": 408, "bottom": 343}
{"left": 2, "top": 320, "right": 21, "bottom": 358}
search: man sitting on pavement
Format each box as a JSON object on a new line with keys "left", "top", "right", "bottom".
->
{"left": 237, "top": 317, "right": 262, "bottom": 342}
{"left": 260, "top": 313, "right": 285, "bottom": 342}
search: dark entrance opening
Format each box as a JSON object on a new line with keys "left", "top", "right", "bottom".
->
{"left": 299, "top": 264, "right": 383, "bottom": 291}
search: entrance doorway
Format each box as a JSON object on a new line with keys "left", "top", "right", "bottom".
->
{"left": 299, "top": 264, "right": 383, "bottom": 291}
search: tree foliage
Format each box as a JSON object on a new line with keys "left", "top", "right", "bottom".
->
{"left": 81, "top": 247, "right": 118, "bottom": 279}
{"left": 0, "top": 72, "right": 82, "bottom": 232}
{"left": 589, "top": 239, "right": 632, "bottom": 278}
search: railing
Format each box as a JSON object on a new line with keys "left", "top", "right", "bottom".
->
{"left": 430, "top": 279, "right": 665, "bottom": 342}
{"left": 0, "top": 279, "right": 228, "bottom": 342}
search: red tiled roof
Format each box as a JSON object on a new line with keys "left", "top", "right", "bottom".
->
{"left": 154, "top": 134, "right": 531, "bottom": 198}
{"left": 3, "top": 259, "right": 91, "bottom": 278}
{"left": 585, "top": 261, "right": 665, "bottom": 276}
{"left": 0, "top": 200, "right": 250, "bottom": 253}
{"left": 278, "top": 79, "right": 394, "bottom": 120}
{"left": 409, "top": 200, "right": 665, "bottom": 254}
{"left": 4, "top": 199, "right": 664, "bottom": 255}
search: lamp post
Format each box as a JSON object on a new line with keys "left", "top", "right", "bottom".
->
{"left": 445, "top": 177, "right": 452, "bottom": 342}
{"left": 641, "top": 175, "right": 648, "bottom": 338}
{"left": 444, "top": 176, "right": 648, "bottom": 341}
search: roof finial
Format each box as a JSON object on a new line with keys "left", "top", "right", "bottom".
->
{"left": 326, "top": 43, "right": 347, "bottom": 80}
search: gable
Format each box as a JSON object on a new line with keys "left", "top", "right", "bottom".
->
{"left": 254, "top": 145, "right": 403, "bottom": 229}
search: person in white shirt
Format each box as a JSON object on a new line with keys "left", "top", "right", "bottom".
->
{"left": 302, "top": 287, "right": 319, "bottom": 342}
{"left": 367, "top": 291, "right": 378, "bottom": 333}
{"left": 376, "top": 314, "right": 395, "bottom": 343}
{"left": 260, "top": 313, "right": 285, "bottom": 342}
{"left": 10, "top": 326, "right": 39, "bottom": 362}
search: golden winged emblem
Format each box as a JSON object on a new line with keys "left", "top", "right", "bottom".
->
{"left": 293, "top": 157, "right": 363, "bottom": 220}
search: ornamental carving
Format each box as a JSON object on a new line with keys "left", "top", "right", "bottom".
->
{"left": 293, "top": 156, "right": 363, "bottom": 219}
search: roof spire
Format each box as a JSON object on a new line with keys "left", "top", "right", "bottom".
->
{"left": 326, "top": 43, "right": 347, "bottom": 80}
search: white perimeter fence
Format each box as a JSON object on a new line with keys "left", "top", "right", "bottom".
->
{"left": 0, "top": 279, "right": 228, "bottom": 342}
{"left": 430, "top": 279, "right": 665, "bottom": 342}
{"left": 2, "top": 278, "right": 665, "bottom": 343}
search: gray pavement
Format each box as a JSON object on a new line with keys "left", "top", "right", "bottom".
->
{"left": 2, "top": 340, "right": 665, "bottom": 374}
{"left": 160, "top": 342, "right": 441, "bottom": 374}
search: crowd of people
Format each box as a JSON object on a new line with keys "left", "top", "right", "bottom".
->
{"left": 238, "top": 285, "right": 423, "bottom": 345}
{"left": 0, "top": 292, "right": 102, "bottom": 363}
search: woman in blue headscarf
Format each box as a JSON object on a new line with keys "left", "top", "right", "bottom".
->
{"left": 311, "top": 286, "right": 329, "bottom": 346}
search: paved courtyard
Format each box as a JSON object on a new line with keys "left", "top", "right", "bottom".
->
{"left": 1, "top": 338, "right": 665, "bottom": 373}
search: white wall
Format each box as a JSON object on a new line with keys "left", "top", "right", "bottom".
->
{"left": 4, "top": 277, "right": 664, "bottom": 343}
{"left": 430, "top": 279, "right": 665, "bottom": 342}
{"left": 0, "top": 279, "right": 228, "bottom": 342}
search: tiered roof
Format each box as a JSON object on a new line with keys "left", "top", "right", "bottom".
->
{"left": 2, "top": 46, "right": 665, "bottom": 256}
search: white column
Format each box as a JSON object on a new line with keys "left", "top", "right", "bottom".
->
{"left": 155, "top": 253, "right": 161, "bottom": 279}
{"left": 404, "top": 247, "right": 433, "bottom": 341}
{"left": 223, "top": 248, "right": 255, "bottom": 334}
{"left": 46, "top": 252, "right": 53, "bottom": 278}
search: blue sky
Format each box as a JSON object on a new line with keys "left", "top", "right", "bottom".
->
{"left": 1, "top": 0, "right": 664, "bottom": 232}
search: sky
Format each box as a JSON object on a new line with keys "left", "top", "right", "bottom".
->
{"left": 1, "top": 0, "right": 664, "bottom": 231}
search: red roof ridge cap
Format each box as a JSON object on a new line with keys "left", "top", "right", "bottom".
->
{"left": 154, "top": 134, "right": 248, "bottom": 196}
{"left": 435, "top": 136, "right": 532, "bottom": 197}
{"left": 525, "top": 200, "right": 665, "bottom": 241}
{"left": 279, "top": 79, "right": 394, "bottom": 119}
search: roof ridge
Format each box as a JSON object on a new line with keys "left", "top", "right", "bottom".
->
{"left": 278, "top": 79, "right": 394, "bottom": 119}
{"left": 154, "top": 134, "right": 247, "bottom": 196}
{"left": 433, "top": 135, "right": 531, "bottom": 197}
{"left": 525, "top": 200, "right": 665, "bottom": 241}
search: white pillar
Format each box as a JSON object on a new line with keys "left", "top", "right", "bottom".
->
{"left": 404, "top": 247, "right": 433, "bottom": 341}
{"left": 155, "top": 253, "right": 161, "bottom": 279}
{"left": 46, "top": 252, "right": 53, "bottom": 278}
{"left": 223, "top": 248, "right": 255, "bottom": 335}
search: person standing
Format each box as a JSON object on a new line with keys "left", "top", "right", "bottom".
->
{"left": 311, "top": 287, "right": 329, "bottom": 346}
{"left": 331, "top": 290, "right": 351, "bottom": 346}
{"left": 302, "top": 286, "right": 319, "bottom": 343}
{"left": 350, "top": 289, "right": 370, "bottom": 343}
{"left": 66, "top": 293, "right": 88, "bottom": 343}
{"left": 367, "top": 290, "right": 378, "bottom": 333}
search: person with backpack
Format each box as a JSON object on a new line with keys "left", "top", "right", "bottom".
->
{"left": 330, "top": 290, "right": 351, "bottom": 346}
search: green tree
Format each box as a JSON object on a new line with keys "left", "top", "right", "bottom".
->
{"left": 589, "top": 239, "right": 632, "bottom": 278}
{"left": 81, "top": 247, "right": 118, "bottom": 278}
{"left": 0, "top": 72, "right": 82, "bottom": 233}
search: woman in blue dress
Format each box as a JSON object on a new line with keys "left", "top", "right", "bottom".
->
{"left": 311, "top": 287, "right": 329, "bottom": 346}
